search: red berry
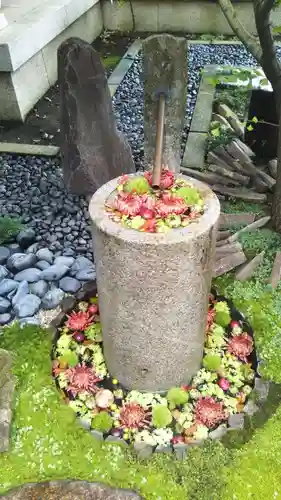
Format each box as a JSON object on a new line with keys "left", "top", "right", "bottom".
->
{"left": 88, "top": 304, "right": 99, "bottom": 315}
{"left": 218, "top": 378, "right": 230, "bottom": 391}
{"left": 73, "top": 331, "right": 85, "bottom": 343}
{"left": 231, "top": 321, "right": 240, "bottom": 329}
{"left": 171, "top": 435, "right": 184, "bottom": 445}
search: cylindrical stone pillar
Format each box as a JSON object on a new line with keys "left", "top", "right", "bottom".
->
{"left": 89, "top": 175, "right": 220, "bottom": 392}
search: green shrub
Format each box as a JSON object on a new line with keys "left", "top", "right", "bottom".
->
{"left": 92, "top": 412, "right": 113, "bottom": 433}
{"left": 0, "top": 216, "right": 23, "bottom": 244}
{"left": 167, "top": 387, "right": 189, "bottom": 409}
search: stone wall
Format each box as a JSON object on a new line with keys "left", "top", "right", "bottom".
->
{"left": 102, "top": 0, "right": 281, "bottom": 35}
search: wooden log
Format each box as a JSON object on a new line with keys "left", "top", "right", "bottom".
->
{"left": 207, "top": 151, "right": 233, "bottom": 171}
{"left": 219, "top": 213, "right": 256, "bottom": 228}
{"left": 270, "top": 251, "right": 281, "bottom": 288}
{"left": 257, "top": 170, "right": 276, "bottom": 189}
{"left": 216, "top": 104, "right": 244, "bottom": 138}
{"left": 180, "top": 167, "right": 239, "bottom": 187}
{"left": 234, "top": 138, "right": 255, "bottom": 157}
{"left": 227, "top": 216, "right": 271, "bottom": 243}
{"left": 213, "top": 146, "right": 246, "bottom": 174}
{"left": 208, "top": 163, "right": 249, "bottom": 186}
{"left": 212, "top": 185, "right": 267, "bottom": 203}
{"left": 216, "top": 241, "right": 243, "bottom": 256}
{"left": 235, "top": 251, "right": 265, "bottom": 281}
{"left": 226, "top": 141, "right": 259, "bottom": 178}
{"left": 268, "top": 158, "right": 277, "bottom": 179}
{"left": 212, "top": 113, "right": 235, "bottom": 131}
{"left": 214, "top": 251, "right": 247, "bottom": 277}
{"left": 217, "top": 230, "right": 232, "bottom": 241}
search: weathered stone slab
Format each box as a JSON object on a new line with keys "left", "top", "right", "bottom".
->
{"left": 59, "top": 37, "right": 135, "bottom": 196}
{"left": 219, "top": 213, "right": 256, "bottom": 228}
{"left": 214, "top": 251, "right": 247, "bottom": 277}
{"left": 270, "top": 251, "right": 281, "bottom": 288}
{"left": 143, "top": 34, "right": 187, "bottom": 172}
{"left": 2, "top": 481, "right": 142, "bottom": 499}
{"left": 212, "top": 185, "right": 267, "bottom": 203}
{"left": 190, "top": 78, "right": 215, "bottom": 133}
{"left": 182, "top": 132, "right": 207, "bottom": 171}
{"left": 208, "top": 164, "right": 249, "bottom": 186}
{"left": 268, "top": 158, "right": 277, "bottom": 179}
{"left": 235, "top": 251, "right": 265, "bottom": 281}
{"left": 228, "top": 216, "right": 271, "bottom": 243}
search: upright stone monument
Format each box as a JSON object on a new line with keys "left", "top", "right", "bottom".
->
{"left": 89, "top": 176, "right": 220, "bottom": 392}
{"left": 143, "top": 34, "right": 187, "bottom": 173}
{"left": 58, "top": 37, "right": 135, "bottom": 196}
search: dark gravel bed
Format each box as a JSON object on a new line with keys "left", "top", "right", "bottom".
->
{"left": 1, "top": 44, "right": 279, "bottom": 258}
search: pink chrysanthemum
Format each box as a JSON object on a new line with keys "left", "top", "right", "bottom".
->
{"left": 144, "top": 167, "right": 175, "bottom": 189}
{"left": 113, "top": 192, "right": 143, "bottom": 216}
{"left": 227, "top": 333, "right": 253, "bottom": 361}
{"left": 195, "top": 397, "right": 228, "bottom": 429}
{"left": 119, "top": 403, "right": 150, "bottom": 429}
{"left": 66, "top": 311, "right": 94, "bottom": 331}
{"left": 65, "top": 364, "right": 101, "bottom": 396}
{"left": 155, "top": 193, "right": 187, "bottom": 218}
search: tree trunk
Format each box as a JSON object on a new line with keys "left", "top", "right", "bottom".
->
{"left": 272, "top": 110, "right": 281, "bottom": 232}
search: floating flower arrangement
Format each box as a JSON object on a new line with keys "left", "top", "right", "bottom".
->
{"left": 52, "top": 291, "right": 256, "bottom": 449}
{"left": 105, "top": 168, "right": 204, "bottom": 233}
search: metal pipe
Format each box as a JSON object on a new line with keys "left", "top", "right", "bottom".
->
{"left": 152, "top": 93, "right": 166, "bottom": 187}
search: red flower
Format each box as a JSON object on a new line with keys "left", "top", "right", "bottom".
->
{"left": 66, "top": 311, "right": 94, "bottom": 331}
{"left": 119, "top": 403, "right": 150, "bottom": 429}
{"left": 206, "top": 308, "right": 215, "bottom": 332}
{"left": 155, "top": 193, "right": 187, "bottom": 218}
{"left": 144, "top": 167, "right": 174, "bottom": 189}
{"left": 227, "top": 333, "right": 253, "bottom": 361}
{"left": 113, "top": 192, "right": 143, "bottom": 216}
{"left": 195, "top": 397, "right": 228, "bottom": 429}
{"left": 218, "top": 378, "right": 230, "bottom": 391}
{"left": 65, "top": 364, "right": 101, "bottom": 396}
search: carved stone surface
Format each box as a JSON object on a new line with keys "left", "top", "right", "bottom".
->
{"left": 59, "top": 37, "right": 135, "bottom": 196}
{"left": 143, "top": 34, "right": 187, "bottom": 172}
{"left": 89, "top": 175, "right": 220, "bottom": 392}
{"left": 2, "top": 481, "right": 142, "bottom": 499}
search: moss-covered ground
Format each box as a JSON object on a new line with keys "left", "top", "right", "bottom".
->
{"left": 1, "top": 200, "right": 281, "bottom": 499}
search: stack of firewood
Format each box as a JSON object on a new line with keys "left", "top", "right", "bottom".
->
{"left": 181, "top": 103, "right": 277, "bottom": 204}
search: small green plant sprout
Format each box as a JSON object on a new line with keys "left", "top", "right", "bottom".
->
{"left": 92, "top": 411, "right": 113, "bottom": 433}
{"left": 214, "top": 301, "right": 231, "bottom": 327}
{"left": 202, "top": 353, "right": 222, "bottom": 372}
{"left": 167, "top": 387, "right": 189, "bottom": 409}
{"left": 59, "top": 350, "right": 79, "bottom": 368}
{"left": 176, "top": 186, "right": 201, "bottom": 206}
{"left": 123, "top": 176, "right": 151, "bottom": 195}
{"left": 152, "top": 405, "right": 173, "bottom": 428}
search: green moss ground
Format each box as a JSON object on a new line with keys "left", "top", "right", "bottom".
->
{"left": 1, "top": 202, "right": 281, "bottom": 499}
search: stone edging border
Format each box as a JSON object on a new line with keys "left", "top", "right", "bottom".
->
{"left": 0, "top": 39, "right": 143, "bottom": 158}
{"left": 49, "top": 285, "right": 271, "bottom": 461}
